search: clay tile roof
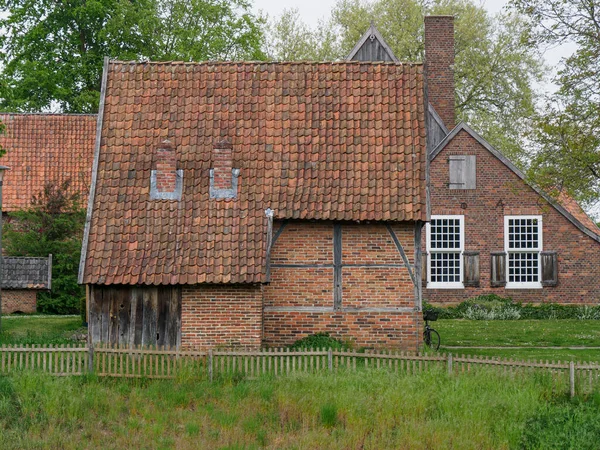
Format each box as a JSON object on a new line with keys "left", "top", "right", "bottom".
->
{"left": 0, "top": 114, "right": 97, "bottom": 211}
{"left": 82, "top": 60, "right": 427, "bottom": 286}
{"left": 2, "top": 256, "right": 51, "bottom": 290}
{"left": 557, "top": 192, "right": 600, "bottom": 237}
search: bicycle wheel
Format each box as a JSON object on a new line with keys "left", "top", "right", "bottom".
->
{"left": 423, "top": 328, "right": 440, "bottom": 350}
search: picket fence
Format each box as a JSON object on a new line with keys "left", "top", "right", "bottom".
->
{"left": 1, "top": 344, "right": 599, "bottom": 397}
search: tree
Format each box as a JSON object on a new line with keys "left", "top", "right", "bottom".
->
{"left": 510, "top": 0, "right": 600, "bottom": 207}
{"left": 265, "top": 0, "right": 545, "bottom": 165}
{"left": 4, "top": 180, "right": 86, "bottom": 314}
{"left": 0, "top": 0, "right": 265, "bottom": 113}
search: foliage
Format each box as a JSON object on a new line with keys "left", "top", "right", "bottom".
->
{"left": 289, "top": 332, "right": 350, "bottom": 350}
{"left": 521, "top": 399, "right": 600, "bottom": 449}
{"left": 510, "top": 0, "right": 600, "bottom": 207}
{"left": 4, "top": 180, "right": 85, "bottom": 314}
{"left": 265, "top": 0, "right": 545, "bottom": 164}
{"left": 426, "top": 295, "right": 600, "bottom": 320}
{"left": 0, "top": 368, "right": 566, "bottom": 448}
{"left": 0, "top": 0, "right": 265, "bottom": 113}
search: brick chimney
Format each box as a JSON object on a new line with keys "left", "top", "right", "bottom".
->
{"left": 155, "top": 139, "right": 177, "bottom": 193}
{"left": 213, "top": 138, "right": 233, "bottom": 191}
{"left": 424, "top": 16, "right": 455, "bottom": 129}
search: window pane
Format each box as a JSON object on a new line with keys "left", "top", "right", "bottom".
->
{"left": 430, "top": 252, "right": 461, "bottom": 283}
{"left": 508, "top": 252, "right": 539, "bottom": 283}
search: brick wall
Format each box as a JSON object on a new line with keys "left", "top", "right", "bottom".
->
{"left": 426, "top": 129, "right": 600, "bottom": 305}
{"left": 181, "top": 284, "right": 262, "bottom": 349}
{"left": 3, "top": 290, "right": 37, "bottom": 313}
{"left": 264, "top": 221, "right": 421, "bottom": 350}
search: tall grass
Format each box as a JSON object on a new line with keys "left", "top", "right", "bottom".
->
{"left": 0, "top": 367, "right": 580, "bottom": 449}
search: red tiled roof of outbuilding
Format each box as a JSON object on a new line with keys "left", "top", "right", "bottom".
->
{"left": 81, "top": 60, "right": 427, "bottom": 285}
{"left": 0, "top": 113, "right": 96, "bottom": 211}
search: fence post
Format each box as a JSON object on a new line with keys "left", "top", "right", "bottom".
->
{"left": 570, "top": 361, "right": 575, "bottom": 398}
{"left": 208, "top": 349, "right": 213, "bottom": 382}
{"left": 88, "top": 344, "right": 94, "bottom": 374}
{"left": 447, "top": 353, "right": 453, "bottom": 375}
{"left": 328, "top": 348, "right": 333, "bottom": 372}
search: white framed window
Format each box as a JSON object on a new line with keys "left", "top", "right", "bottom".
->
{"left": 426, "top": 215, "right": 464, "bottom": 289}
{"left": 504, "top": 216, "right": 543, "bottom": 289}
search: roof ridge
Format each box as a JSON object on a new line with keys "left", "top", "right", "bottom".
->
{"left": 108, "top": 59, "right": 423, "bottom": 66}
{"left": 0, "top": 112, "right": 97, "bottom": 117}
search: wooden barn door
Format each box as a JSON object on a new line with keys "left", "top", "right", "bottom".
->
{"left": 88, "top": 285, "right": 182, "bottom": 349}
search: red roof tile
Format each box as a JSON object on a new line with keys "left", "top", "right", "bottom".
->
{"left": 82, "top": 61, "right": 427, "bottom": 285}
{"left": 557, "top": 192, "right": 600, "bottom": 237}
{"left": 0, "top": 114, "right": 96, "bottom": 211}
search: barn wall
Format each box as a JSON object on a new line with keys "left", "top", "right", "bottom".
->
{"left": 88, "top": 285, "right": 181, "bottom": 348}
{"left": 263, "top": 221, "right": 421, "bottom": 350}
{"left": 426, "top": 129, "right": 600, "bottom": 305}
{"left": 181, "top": 285, "right": 262, "bottom": 350}
{"left": 3, "top": 290, "right": 37, "bottom": 314}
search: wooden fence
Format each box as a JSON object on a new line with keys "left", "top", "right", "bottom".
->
{"left": 1, "top": 344, "right": 600, "bottom": 397}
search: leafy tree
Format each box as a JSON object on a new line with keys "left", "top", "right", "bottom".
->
{"left": 0, "top": 0, "right": 265, "bottom": 113}
{"left": 265, "top": 0, "right": 545, "bottom": 165}
{"left": 4, "top": 180, "right": 86, "bottom": 314}
{"left": 510, "top": 0, "right": 600, "bottom": 207}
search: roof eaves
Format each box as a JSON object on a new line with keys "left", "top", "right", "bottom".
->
{"left": 346, "top": 23, "right": 400, "bottom": 63}
{"left": 78, "top": 56, "right": 109, "bottom": 284}
{"left": 431, "top": 122, "right": 600, "bottom": 244}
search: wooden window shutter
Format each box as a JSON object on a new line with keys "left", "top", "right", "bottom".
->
{"left": 490, "top": 252, "right": 506, "bottom": 287}
{"left": 463, "top": 251, "right": 480, "bottom": 287}
{"left": 541, "top": 251, "right": 558, "bottom": 286}
{"left": 422, "top": 254, "right": 427, "bottom": 288}
{"left": 449, "top": 155, "right": 476, "bottom": 189}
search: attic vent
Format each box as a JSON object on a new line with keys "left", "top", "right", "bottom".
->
{"left": 150, "top": 139, "right": 183, "bottom": 200}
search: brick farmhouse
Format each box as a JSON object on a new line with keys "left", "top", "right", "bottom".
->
{"left": 418, "top": 18, "right": 600, "bottom": 305}
{"left": 0, "top": 114, "right": 96, "bottom": 312}
{"left": 74, "top": 17, "right": 476, "bottom": 350}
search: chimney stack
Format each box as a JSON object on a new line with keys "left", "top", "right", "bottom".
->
{"left": 424, "top": 16, "right": 455, "bottom": 129}
{"left": 212, "top": 138, "right": 234, "bottom": 191}
{"left": 155, "top": 139, "right": 177, "bottom": 193}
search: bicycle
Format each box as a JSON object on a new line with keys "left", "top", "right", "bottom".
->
{"left": 423, "top": 309, "right": 441, "bottom": 350}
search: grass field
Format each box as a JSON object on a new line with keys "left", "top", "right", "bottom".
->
{"left": 0, "top": 315, "right": 83, "bottom": 345}
{"left": 1, "top": 368, "right": 597, "bottom": 449}
{"left": 434, "top": 320, "right": 600, "bottom": 362}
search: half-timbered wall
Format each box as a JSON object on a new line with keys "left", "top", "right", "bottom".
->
{"left": 426, "top": 129, "right": 600, "bottom": 304}
{"left": 88, "top": 286, "right": 182, "bottom": 348}
{"left": 263, "top": 221, "right": 421, "bottom": 350}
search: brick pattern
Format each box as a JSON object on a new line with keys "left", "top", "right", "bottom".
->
{"left": 3, "top": 290, "right": 37, "bottom": 314}
{"left": 424, "top": 16, "right": 455, "bottom": 128}
{"left": 213, "top": 139, "right": 234, "bottom": 191}
{"left": 263, "top": 221, "right": 420, "bottom": 350}
{"left": 0, "top": 114, "right": 96, "bottom": 211}
{"left": 155, "top": 140, "right": 177, "bottom": 193}
{"left": 181, "top": 284, "right": 262, "bottom": 349}
{"left": 83, "top": 60, "right": 427, "bottom": 286}
{"left": 426, "top": 130, "right": 600, "bottom": 304}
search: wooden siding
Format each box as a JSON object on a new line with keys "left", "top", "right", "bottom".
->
{"left": 89, "top": 285, "right": 182, "bottom": 349}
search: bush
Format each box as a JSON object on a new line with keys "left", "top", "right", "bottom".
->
{"left": 289, "top": 333, "right": 349, "bottom": 350}
{"left": 428, "top": 295, "right": 600, "bottom": 320}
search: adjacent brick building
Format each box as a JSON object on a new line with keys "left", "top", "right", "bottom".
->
{"left": 2, "top": 256, "right": 52, "bottom": 313}
{"left": 0, "top": 114, "right": 96, "bottom": 313}
{"left": 79, "top": 53, "right": 429, "bottom": 351}
{"left": 419, "top": 18, "right": 600, "bottom": 305}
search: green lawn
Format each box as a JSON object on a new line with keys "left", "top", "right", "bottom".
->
{"left": 435, "top": 319, "right": 600, "bottom": 362}
{"left": 0, "top": 368, "right": 591, "bottom": 449}
{"left": 0, "top": 315, "right": 83, "bottom": 345}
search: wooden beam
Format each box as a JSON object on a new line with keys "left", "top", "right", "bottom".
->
{"left": 385, "top": 224, "right": 416, "bottom": 286}
{"left": 333, "top": 223, "right": 342, "bottom": 310}
{"left": 414, "top": 221, "right": 424, "bottom": 311}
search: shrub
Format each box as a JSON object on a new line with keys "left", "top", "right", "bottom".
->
{"left": 289, "top": 333, "right": 349, "bottom": 350}
{"left": 462, "top": 305, "right": 521, "bottom": 320}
